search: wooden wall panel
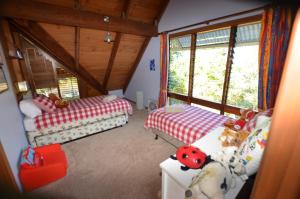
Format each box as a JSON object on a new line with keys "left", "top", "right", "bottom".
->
{"left": 87, "top": 84, "right": 102, "bottom": 97}
{"left": 127, "top": 0, "right": 162, "bottom": 24}
{"left": 39, "top": 23, "right": 75, "bottom": 57}
{"left": 79, "top": 28, "right": 114, "bottom": 84}
{"left": 80, "top": 0, "right": 124, "bottom": 17}
{"left": 107, "top": 34, "right": 144, "bottom": 90}
{"left": 33, "top": 0, "right": 74, "bottom": 8}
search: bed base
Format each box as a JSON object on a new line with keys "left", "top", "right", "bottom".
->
{"left": 151, "top": 129, "right": 185, "bottom": 148}
{"left": 27, "top": 114, "right": 128, "bottom": 147}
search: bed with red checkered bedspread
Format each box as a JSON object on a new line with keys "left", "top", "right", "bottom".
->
{"left": 35, "top": 96, "right": 133, "bottom": 130}
{"left": 144, "top": 105, "right": 228, "bottom": 144}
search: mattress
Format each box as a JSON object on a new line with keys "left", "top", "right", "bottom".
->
{"left": 145, "top": 105, "right": 228, "bottom": 144}
{"left": 34, "top": 96, "right": 132, "bottom": 130}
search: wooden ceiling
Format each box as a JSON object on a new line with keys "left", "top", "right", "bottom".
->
{"left": 0, "top": 0, "right": 169, "bottom": 93}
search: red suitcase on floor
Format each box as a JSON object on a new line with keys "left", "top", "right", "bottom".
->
{"left": 19, "top": 144, "right": 67, "bottom": 192}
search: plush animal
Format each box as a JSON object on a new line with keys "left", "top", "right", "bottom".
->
{"left": 224, "top": 109, "right": 256, "bottom": 131}
{"left": 170, "top": 145, "right": 211, "bottom": 171}
{"left": 218, "top": 127, "right": 250, "bottom": 148}
{"left": 185, "top": 161, "right": 234, "bottom": 199}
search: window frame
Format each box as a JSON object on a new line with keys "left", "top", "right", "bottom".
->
{"left": 167, "top": 15, "right": 262, "bottom": 116}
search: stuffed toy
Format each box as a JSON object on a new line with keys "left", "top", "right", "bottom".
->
{"left": 48, "top": 93, "right": 60, "bottom": 103}
{"left": 55, "top": 99, "right": 69, "bottom": 109}
{"left": 185, "top": 161, "right": 234, "bottom": 199}
{"left": 218, "top": 127, "right": 250, "bottom": 148}
{"left": 224, "top": 109, "right": 256, "bottom": 131}
{"left": 170, "top": 145, "right": 208, "bottom": 170}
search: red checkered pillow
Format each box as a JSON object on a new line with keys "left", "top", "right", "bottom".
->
{"left": 33, "top": 95, "right": 56, "bottom": 113}
{"left": 243, "top": 109, "right": 273, "bottom": 132}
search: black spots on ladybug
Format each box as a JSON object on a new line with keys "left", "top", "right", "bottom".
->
{"left": 192, "top": 150, "right": 197, "bottom": 154}
{"left": 196, "top": 159, "right": 201, "bottom": 164}
{"left": 182, "top": 153, "right": 188, "bottom": 159}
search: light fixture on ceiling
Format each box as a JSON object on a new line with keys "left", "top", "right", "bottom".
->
{"left": 103, "top": 16, "right": 114, "bottom": 43}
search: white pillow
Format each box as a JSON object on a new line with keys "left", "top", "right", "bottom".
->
{"left": 103, "top": 95, "right": 117, "bottom": 103}
{"left": 19, "top": 99, "right": 42, "bottom": 118}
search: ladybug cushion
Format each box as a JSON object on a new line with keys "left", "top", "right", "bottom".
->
{"left": 175, "top": 145, "right": 207, "bottom": 169}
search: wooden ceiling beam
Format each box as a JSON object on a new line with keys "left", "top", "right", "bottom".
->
{"left": 103, "top": 33, "right": 122, "bottom": 89}
{"left": 103, "top": 0, "right": 132, "bottom": 89}
{"left": 155, "top": 0, "right": 170, "bottom": 25}
{"left": 0, "top": 0, "right": 157, "bottom": 37}
{"left": 123, "top": 37, "right": 151, "bottom": 92}
{"left": 10, "top": 19, "right": 108, "bottom": 94}
{"left": 122, "top": 0, "right": 169, "bottom": 92}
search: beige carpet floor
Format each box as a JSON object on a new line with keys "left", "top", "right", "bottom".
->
{"left": 28, "top": 108, "right": 176, "bottom": 199}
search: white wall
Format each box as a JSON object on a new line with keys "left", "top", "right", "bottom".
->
{"left": 125, "top": 37, "right": 160, "bottom": 106}
{"left": 0, "top": 42, "right": 28, "bottom": 190}
{"left": 125, "top": 0, "right": 268, "bottom": 106}
{"left": 108, "top": 89, "right": 124, "bottom": 98}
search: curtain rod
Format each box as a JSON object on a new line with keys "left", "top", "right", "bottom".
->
{"left": 159, "top": 4, "right": 271, "bottom": 34}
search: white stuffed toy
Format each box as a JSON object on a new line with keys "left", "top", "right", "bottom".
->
{"left": 185, "top": 161, "right": 234, "bottom": 199}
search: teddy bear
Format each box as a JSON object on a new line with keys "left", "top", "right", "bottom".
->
{"left": 218, "top": 127, "right": 250, "bottom": 148}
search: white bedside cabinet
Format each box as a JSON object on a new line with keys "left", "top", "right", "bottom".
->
{"left": 160, "top": 127, "right": 245, "bottom": 199}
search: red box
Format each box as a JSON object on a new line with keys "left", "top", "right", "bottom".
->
{"left": 19, "top": 144, "right": 67, "bottom": 192}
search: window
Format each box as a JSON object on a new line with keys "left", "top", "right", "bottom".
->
{"left": 58, "top": 77, "right": 80, "bottom": 100}
{"left": 167, "top": 16, "right": 261, "bottom": 115}
{"left": 227, "top": 23, "right": 260, "bottom": 110}
{"left": 168, "top": 35, "right": 191, "bottom": 96}
{"left": 36, "top": 87, "right": 59, "bottom": 97}
{"left": 193, "top": 28, "right": 230, "bottom": 103}
{"left": 169, "top": 97, "right": 188, "bottom": 105}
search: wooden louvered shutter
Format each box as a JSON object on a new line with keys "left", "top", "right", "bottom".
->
{"left": 26, "top": 48, "right": 57, "bottom": 89}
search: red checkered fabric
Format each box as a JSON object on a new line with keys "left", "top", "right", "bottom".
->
{"left": 34, "top": 96, "right": 133, "bottom": 129}
{"left": 33, "top": 95, "right": 56, "bottom": 113}
{"left": 144, "top": 105, "right": 228, "bottom": 144}
{"left": 243, "top": 109, "right": 273, "bottom": 132}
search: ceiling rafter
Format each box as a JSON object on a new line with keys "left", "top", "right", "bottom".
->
{"left": 103, "top": 0, "right": 132, "bottom": 89}
{"left": 10, "top": 19, "right": 108, "bottom": 94}
{"left": 155, "top": 0, "right": 170, "bottom": 25}
{"left": 0, "top": 0, "right": 157, "bottom": 37}
{"left": 103, "top": 33, "right": 122, "bottom": 89}
{"left": 123, "top": 0, "right": 170, "bottom": 92}
{"left": 123, "top": 37, "right": 151, "bottom": 92}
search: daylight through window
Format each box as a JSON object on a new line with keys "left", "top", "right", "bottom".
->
{"left": 167, "top": 17, "right": 261, "bottom": 115}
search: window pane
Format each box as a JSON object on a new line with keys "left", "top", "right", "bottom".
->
{"left": 58, "top": 77, "right": 80, "bottom": 100}
{"left": 193, "top": 28, "right": 230, "bottom": 103}
{"left": 36, "top": 87, "right": 59, "bottom": 96}
{"left": 169, "top": 97, "right": 188, "bottom": 105}
{"left": 168, "top": 35, "right": 191, "bottom": 96}
{"left": 227, "top": 23, "right": 261, "bottom": 110}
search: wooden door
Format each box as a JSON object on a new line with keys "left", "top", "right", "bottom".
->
{"left": 251, "top": 8, "right": 300, "bottom": 199}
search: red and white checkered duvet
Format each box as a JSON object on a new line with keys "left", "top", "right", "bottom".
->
{"left": 34, "top": 96, "right": 133, "bottom": 130}
{"left": 144, "top": 105, "right": 228, "bottom": 144}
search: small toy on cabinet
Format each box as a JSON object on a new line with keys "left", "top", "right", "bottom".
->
{"left": 224, "top": 109, "right": 256, "bottom": 131}
{"left": 185, "top": 161, "right": 234, "bottom": 199}
{"left": 170, "top": 145, "right": 212, "bottom": 171}
{"left": 218, "top": 127, "right": 250, "bottom": 148}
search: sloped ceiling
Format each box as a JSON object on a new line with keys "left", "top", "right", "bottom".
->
{"left": 0, "top": 0, "right": 169, "bottom": 93}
